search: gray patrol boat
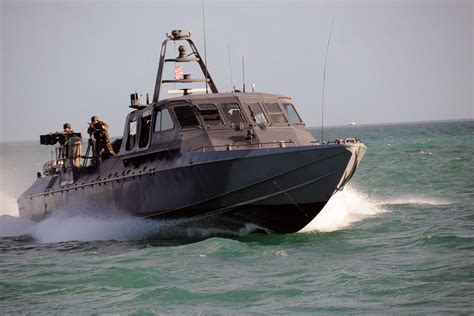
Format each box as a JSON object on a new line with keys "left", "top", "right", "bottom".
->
{"left": 18, "top": 30, "right": 366, "bottom": 234}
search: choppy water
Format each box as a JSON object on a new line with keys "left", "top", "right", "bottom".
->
{"left": 1, "top": 121, "right": 473, "bottom": 314}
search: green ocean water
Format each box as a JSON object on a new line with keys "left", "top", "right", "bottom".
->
{"left": 1, "top": 121, "right": 473, "bottom": 314}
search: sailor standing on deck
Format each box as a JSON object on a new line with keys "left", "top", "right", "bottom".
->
{"left": 59, "top": 123, "right": 75, "bottom": 144}
{"left": 60, "top": 123, "right": 82, "bottom": 172}
{"left": 63, "top": 123, "right": 74, "bottom": 138}
{"left": 87, "top": 116, "right": 115, "bottom": 161}
{"left": 58, "top": 122, "right": 74, "bottom": 158}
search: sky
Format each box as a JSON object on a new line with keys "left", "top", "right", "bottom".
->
{"left": 0, "top": 0, "right": 473, "bottom": 142}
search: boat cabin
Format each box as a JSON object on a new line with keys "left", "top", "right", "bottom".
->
{"left": 117, "top": 30, "right": 317, "bottom": 157}
{"left": 119, "top": 92, "right": 316, "bottom": 156}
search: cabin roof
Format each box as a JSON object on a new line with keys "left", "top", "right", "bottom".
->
{"left": 157, "top": 92, "right": 292, "bottom": 106}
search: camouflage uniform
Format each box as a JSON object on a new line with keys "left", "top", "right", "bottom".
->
{"left": 59, "top": 123, "right": 74, "bottom": 144}
{"left": 59, "top": 123, "right": 74, "bottom": 158}
{"left": 88, "top": 116, "right": 115, "bottom": 161}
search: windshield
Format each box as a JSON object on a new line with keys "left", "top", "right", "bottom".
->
{"left": 195, "top": 104, "right": 224, "bottom": 126}
{"left": 155, "top": 108, "right": 174, "bottom": 132}
{"left": 264, "top": 103, "right": 287, "bottom": 124}
{"left": 248, "top": 103, "right": 268, "bottom": 124}
{"left": 173, "top": 106, "right": 199, "bottom": 128}
{"left": 222, "top": 103, "right": 247, "bottom": 125}
{"left": 283, "top": 103, "right": 303, "bottom": 124}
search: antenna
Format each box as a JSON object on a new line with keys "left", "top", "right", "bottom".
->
{"left": 242, "top": 56, "right": 246, "bottom": 92}
{"left": 228, "top": 46, "right": 234, "bottom": 92}
{"left": 321, "top": 16, "right": 335, "bottom": 142}
{"left": 202, "top": 0, "right": 209, "bottom": 94}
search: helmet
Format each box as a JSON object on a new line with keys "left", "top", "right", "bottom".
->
{"left": 63, "top": 123, "right": 71, "bottom": 129}
{"left": 91, "top": 116, "right": 99, "bottom": 123}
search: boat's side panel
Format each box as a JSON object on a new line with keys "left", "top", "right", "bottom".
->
{"left": 18, "top": 144, "right": 362, "bottom": 232}
{"left": 162, "top": 202, "right": 327, "bottom": 234}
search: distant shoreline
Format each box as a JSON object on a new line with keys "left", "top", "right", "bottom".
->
{"left": 309, "top": 118, "right": 473, "bottom": 129}
{"left": 1, "top": 118, "right": 472, "bottom": 144}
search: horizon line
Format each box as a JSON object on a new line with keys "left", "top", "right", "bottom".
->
{"left": 1, "top": 117, "right": 472, "bottom": 144}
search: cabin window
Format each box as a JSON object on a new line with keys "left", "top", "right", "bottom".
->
{"left": 138, "top": 113, "right": 152, "bottom": 148}
{"left": 221, "top": 103, "right": 247, "bottom": 125}
{"left": 174, "top": 106, "right": 200, "bottom": 128}
{"left": 126, "top": 116, "right": 137, "bottom": 150}
{"left": 154, "top": 108, "right": 174, "bottom": 132}
{"left": 195, "top": 104, "right": 224, "bottom": 126}
{"left": 264, "top": 103, "right": 288, "bottom": 124}
{"left": 283, "top": 103, "right": 303, "bottom": 124}
{"left": 247, "top": 103, "right": 268, "bottom": 124}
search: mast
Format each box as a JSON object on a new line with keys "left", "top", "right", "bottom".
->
{"left": 151, "top": 30, "right": 218, "bottom": 106}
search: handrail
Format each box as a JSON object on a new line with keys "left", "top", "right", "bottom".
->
{"left": 311, "top": 137, "right": 363, "bottom": 145}
{"left": 191, "top": 140, "right": 295, "bottom": 152}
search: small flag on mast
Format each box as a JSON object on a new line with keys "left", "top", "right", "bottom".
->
{"left": 175, "top": 65, "right": 183, "bottom": 80}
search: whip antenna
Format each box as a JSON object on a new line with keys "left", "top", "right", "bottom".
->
{"left": 321, "top": 16, "right": 335, "bottom": 142}
{"left": 228, "top": 46, "right": 234, "bottom": 92}
{"left": 242, "top": 56, "right": 246, "bottom": 92}
{"left": 202, "top": 0, "right": 209, "bottom": 94}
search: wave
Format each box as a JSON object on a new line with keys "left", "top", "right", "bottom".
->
{"left": 0, "top": 215, "right": 155, "bottom": 243}
{"left": 0, "top": 212, "right": 263, "bottom": 244}
{"left": 2, "top": 187, "right": 448, "bottom": 242}
{"left": 299, "top": 186, "right": 385, "bottom": 233}
{"left": 382, "top": 196, "right": 451, "bottom": 206}
{"left": 299, "top": 189, "right": 454, "bottom": 233}
{"left": 0, "top": 215, "right": 36, "bottom": 237}
{"left": 0, "top": 191, "right": 19, "bottom": 217}
{"left": 1, "top": 186, "right": 384, "bottom": 242}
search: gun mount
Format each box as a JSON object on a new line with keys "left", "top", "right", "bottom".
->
{"left": 40, "top": 133, "right": 83, "bottom": 182}
{"left": 40, "top": 132, "right": 82, "bottom": 146}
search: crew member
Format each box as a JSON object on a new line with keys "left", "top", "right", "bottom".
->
{"left": 57, "top": 123, "right": 74, "bottom": 144}
{"left": 57, "top": 122, "right": 75, "bottom": 159}
{"left": 88, "top": 116, "right": 115, "bottom": 161}
{"left": 60, "top": 122, "right": 83, "bottom": 171}
{"left": 63, "top": 122, "right": 73, "bottom": 137}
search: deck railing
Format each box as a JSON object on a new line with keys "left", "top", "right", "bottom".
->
{"left": 192, "top": 140, "right": 296, "bottom": 152}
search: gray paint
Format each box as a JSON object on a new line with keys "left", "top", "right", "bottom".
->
{"left": 16, "top": 31, "right": 367, "bottom": 233}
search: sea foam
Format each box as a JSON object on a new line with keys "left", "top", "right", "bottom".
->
{"left": 382, "top": 196, "right": 451, "bottom": 206}
{"left": 1, "top": 186, "right": 384, "bottom": 242}
{"left": 1, "top": 186, "right": 395, "bottom": 241}
{"left": 0, "top": 213, "right": 265, "bottom": 243}
{"left": 0, "top": 213, "right": 165, "bottom": 243}
{"left": 300, "top": 186, "right": 385, "bottom": 233}
{"left": 0, "top": 191, "right": 19, "bottom": 217}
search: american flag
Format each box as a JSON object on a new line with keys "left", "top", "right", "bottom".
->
{"left": 175, "top": 65, "right": 183, "bottom": 80}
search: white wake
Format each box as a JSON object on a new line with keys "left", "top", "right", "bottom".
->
{"left": 0, "top": 191, "right": 19, "bottom": 217}
{"left": 382, "top": 196, "right": 451, "bottom": 206}
{"left": 1, "top": 186, "right": 448, "bottom": 242}
{"left": 0, "top": 214, "right": 161, "bottom": 243}
{"left": 300, "top": 186, "right": 385, "bottom": 233}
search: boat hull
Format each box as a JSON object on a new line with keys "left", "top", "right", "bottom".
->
{"left": 18, "top": 143, "right": 365, "bottom": 234}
